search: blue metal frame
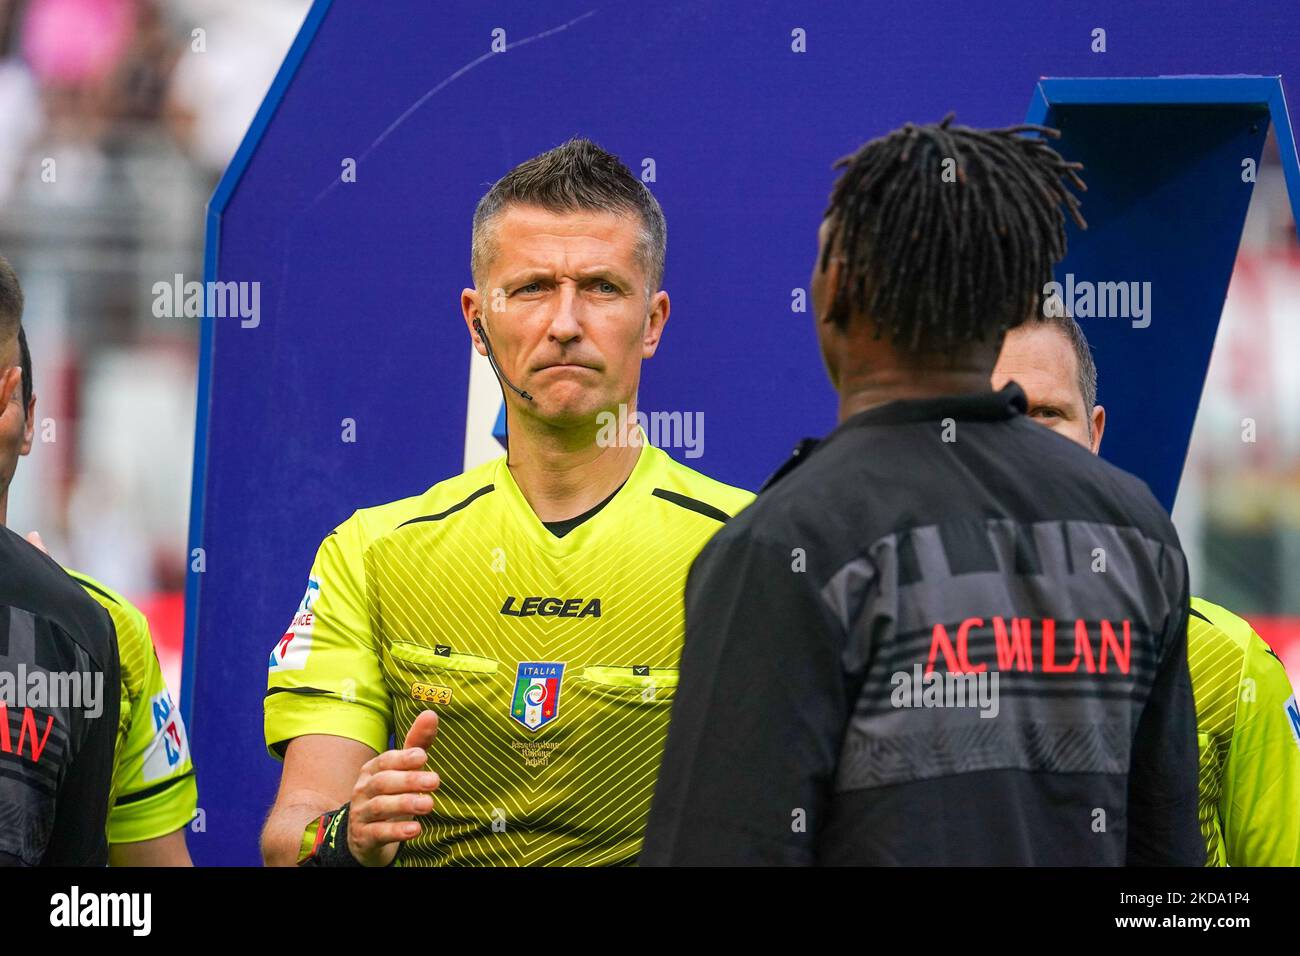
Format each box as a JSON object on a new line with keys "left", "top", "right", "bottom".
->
{"left": 1021, "top": 75, "right": 1298, "bottom": 513}
{"left": 1026, "top": 75, "right": 1300, "bottom": 242}
{"left": 181, "top": 0, "right": 335, "bottom": 726}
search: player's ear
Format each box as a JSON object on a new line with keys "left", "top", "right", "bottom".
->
{"left": 461, "top": 288, "right": 488, "bottom": 357}
{"left": 1090, "top": 404, "right": 1106, "bottom": 455}
{"left": 821, "top": 259, "right": 843, "bottom": 327}
{"left": 812, "top": 216, "right": 844, "bottom": 329}
{"left": 19, "top": 392, "right": 35, "bottom": 456}
{"left": 641, "top": 290, "right": 669, "bottom": 359}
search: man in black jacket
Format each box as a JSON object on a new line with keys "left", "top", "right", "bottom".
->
{"left": 641, "top": 118, "right": 1203, "bottom": 866}
{"left": 0, "top": 276, "right": 120, "bottom": 867}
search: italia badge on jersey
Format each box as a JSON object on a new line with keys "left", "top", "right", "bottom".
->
{"left": 510, "top": 662, "right": 565, "bottom": 731}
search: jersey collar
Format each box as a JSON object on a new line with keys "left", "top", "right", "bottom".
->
{"left": 491, "top": 428, "right": 656, "bottom": 558}
{"left": 837, "top": 382, "right": 1028, "bottom": 430}
{"left": 759, "top": 385, "right": 1028, "bottom": 493}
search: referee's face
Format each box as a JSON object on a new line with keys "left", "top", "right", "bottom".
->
{"left": 992, "top": 323, "right": 1105, "bottom": 454}
{"left": 462, "top": 205, "right": 669, "bottom": 428}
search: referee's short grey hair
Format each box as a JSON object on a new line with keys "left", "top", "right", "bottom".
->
{"left": 470, "top": 138, "right": 666, "bottom": 298}
{"left": 1036, "top": 293, "right": 1098, "bottom": 413}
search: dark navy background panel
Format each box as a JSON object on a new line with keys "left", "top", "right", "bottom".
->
{"left": 188, "top": 0, "right": 1300, "bottom": 863}
{"left": 1033, "top": 84, "right": 1274, "bottom": 508}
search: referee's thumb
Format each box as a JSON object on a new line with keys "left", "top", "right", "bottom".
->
{"left": 402, "top": 710, "right": 440, "bottom": 753}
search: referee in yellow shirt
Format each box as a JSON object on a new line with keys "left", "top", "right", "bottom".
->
{"left": 1, "top": 263, "right": 196, "bottom": 866}
{"left": 992, "top": 309, "right": 1300, "bottom": 865}
{"left": 262, "top": 138, "right": 752, "bottom": 867}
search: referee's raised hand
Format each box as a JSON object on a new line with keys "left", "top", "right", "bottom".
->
{"left": 346, "top": 710, "right": 441, "bottom": 866}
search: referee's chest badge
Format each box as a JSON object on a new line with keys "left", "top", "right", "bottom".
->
{"left": 510, "top": 662, "right": 566, "bottom": 731}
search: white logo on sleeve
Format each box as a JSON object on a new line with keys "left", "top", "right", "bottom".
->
{"left": 142, "top": 689, "right": 191, "bottom": 783}
{"left": 1285, "top": 694, "right": 1300, "bottom": 753}
{"left": 269, "top": 578, "right": 319, "bottom": 673}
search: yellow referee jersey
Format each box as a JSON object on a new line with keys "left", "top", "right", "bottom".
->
{"left": 1189, "top": 596, "right": 1300, "bottom": 866}
{"left": 265, "top": 441, "right": 752, "bottom": 866}
{"left": 67, "top": 570, "right": 197, "bottom": 845}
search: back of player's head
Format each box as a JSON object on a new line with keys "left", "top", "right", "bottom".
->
{"left": 0, "top": 253, "right": 22, "bottom": 351}
{"left": 471, "top": 137, "right": 667, "bottom": 295}
{"left": 821, "top": 115, "right": 1086, "bottom": 353}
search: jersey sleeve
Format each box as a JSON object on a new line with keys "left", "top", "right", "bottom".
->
{"left": 43, "top": 636, "right": 119, "bottom": 866}
{"left": 640, "top": 528, "right": 849, "bottom": 865}
{"left": 1220, "top": 630, "right": 1300, "bottom": 866}
{"left": 264, "top": 514, "right": 391, "bottom": 759}
{"left": 106, "top": 604, "right": 197, "bottom": 844}
{"left": 1125, "top": 556, "right": 1205, "bottom": 866}
{"left": 0, "top": 606, "right": 118, "bottom": 867}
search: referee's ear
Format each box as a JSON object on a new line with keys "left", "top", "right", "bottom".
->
{"left": 19, "top": 390, "right": 35, "bottom": 457}
{"left": 462, "top": 288, "right": 488, "bottom": 358}
{"left": 1089, "top": 404, "right": 1106, "bottom": 455}
{"left": 640, "top": 289, "right": 669, "bottom": 359}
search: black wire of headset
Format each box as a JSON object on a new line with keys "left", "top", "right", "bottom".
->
{"left": 473, "top": 317, "right": 533, "bottom": 402}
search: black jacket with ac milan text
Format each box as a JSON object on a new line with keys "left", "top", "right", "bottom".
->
{"left": 0, "top": 524, "right": 119, "bottom": 866}
{"left": 641, "top": 384, "right": 1203, "bottom": 866}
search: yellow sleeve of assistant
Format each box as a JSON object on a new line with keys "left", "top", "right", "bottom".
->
{"left": 264, "top": 514, "right": 391, "bottom": 759}
{"left": 104, "top": 602, "right": 198, "bottom": 845}
{"left": 1221, "top": 630, "right": 1300, "bottom": 866}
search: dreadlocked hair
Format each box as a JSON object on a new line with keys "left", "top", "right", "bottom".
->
{"left": 821, "top": 114, "right": 1086, "bottom": 352}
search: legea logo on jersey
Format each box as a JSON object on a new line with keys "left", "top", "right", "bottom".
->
{"left": 500, "top": 596, "right": 601, "bottom": 618}
{"left": 142, "top": 690, "right": 190, "bottom": 783}
{"left": 269, "top": 577, "right": 319, "bottom": 672}
{"left": 510, "top": 662, "right": 565, "bottom": 732}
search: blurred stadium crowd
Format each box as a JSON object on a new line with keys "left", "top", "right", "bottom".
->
{"left": 1174, "top": 129, "right": 1300, "bottom": 683}
{"left": 0, "top": 0, "right": 308, "bottom": 691}
{"left": 0, "top": 0, "right": 1295, "bottom": 701}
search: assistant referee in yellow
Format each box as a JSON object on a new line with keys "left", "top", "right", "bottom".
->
{"left": 261, "top": 138, "right": 751, "bottom": 867}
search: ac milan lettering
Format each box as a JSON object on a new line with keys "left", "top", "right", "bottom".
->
{"left": 925, "top": 617, "right": 1132, "bottom": 675}
{"left": 0, "top": 701, "right": 57, "bottom": 763}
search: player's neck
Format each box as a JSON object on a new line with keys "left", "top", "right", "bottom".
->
{"left": 0, "top": 491, "right": 8, "bottom": 528}
{"left": 830, "top": 330, "right": 999, "bottom": 423}
{"left": 837, "top": 367, "right": 993, "bottom": 422}
{"left": 503, "top": 412, "right": 642, "bottom": 523}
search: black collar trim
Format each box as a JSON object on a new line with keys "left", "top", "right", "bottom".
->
{"left": 838, "top": 383, "right": 1028, "bottom": 431}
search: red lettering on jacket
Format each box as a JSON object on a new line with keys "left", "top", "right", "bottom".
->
{"left": 926, "top": 617, "right": 1133, "bottom": 676}
{"left": 1099, "top": 619, "right": 1131, "bottom": 674}
{"left": 1073, "top": 619, "right": 1098, "bottom": 673}
{"left": 993, "top": 617, "right": 1034, "bottom": 671}
{"left": 926, "top": 623, "right": 961, "bottom": 675}
{"left": 956, "top": 618, "right": 987, "bottom": 673}
{"left": 17, "top": 708, "right": 55, "bottom": 763}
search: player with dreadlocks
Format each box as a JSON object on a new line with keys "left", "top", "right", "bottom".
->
{"left": 641, "top": 118, "right": 1204, "bottom": 865}
{"left": 820, "top": 115, "right": 1086, "bottom": 350}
